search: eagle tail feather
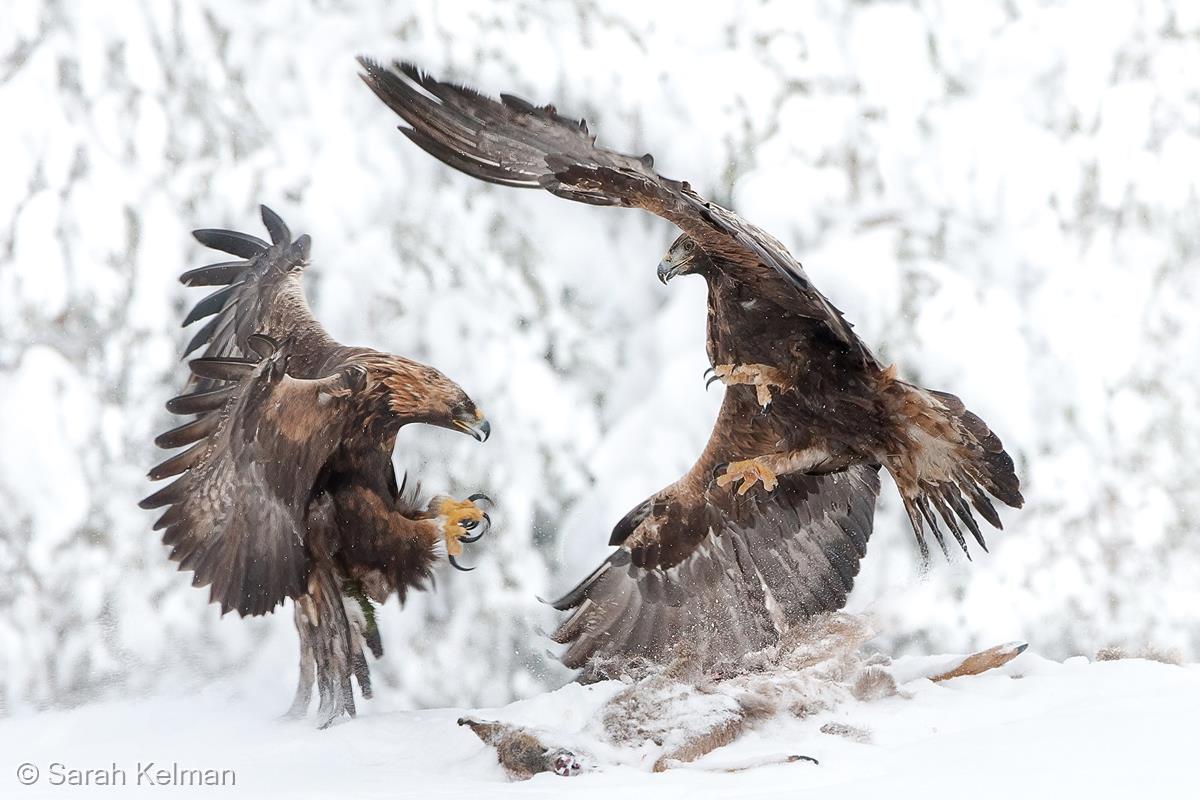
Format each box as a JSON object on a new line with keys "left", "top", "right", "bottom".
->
{"left": 889, "top": 385, "right": 1023, "bottom": 561}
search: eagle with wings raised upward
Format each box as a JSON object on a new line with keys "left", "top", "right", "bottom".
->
{"left": 358, "top": 59, "right": 1023, "bottom": 672}
{"left": 140, "top": 206, "right": 492, "bottom": 726}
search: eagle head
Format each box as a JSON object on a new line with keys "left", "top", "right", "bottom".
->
{"left": 657, "top": 234, "right": 711, "bottom": 284}
{"left": 448, "top": 400, "right": 492, "bottom": 442}
{"left": 368, "top": 356, "right": 491, "bottom": 442}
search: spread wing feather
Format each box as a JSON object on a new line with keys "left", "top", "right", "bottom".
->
{"left": 145, "top": 207, "right": 362, "bottom": 616}
{"left": 141, "top": 346, "right": 360, "bottom": 616}
{"left": 180, "top": 206, "right": 330, "bottom": 390}
{"left": 548, "top": 464, "right": 881, "bottom": 670}
{"left": 357, "top": 58, "right": 870, "bottom": 360}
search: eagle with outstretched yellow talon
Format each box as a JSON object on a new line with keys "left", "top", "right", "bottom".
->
{"left": 358, "top": 59, "right": 1022, "bottom": 672}
{"left": 708, "top": 363, "right": 790, "bottom": 409}
{"left": 140, "top": 206, "right": 492, "bottom": 726}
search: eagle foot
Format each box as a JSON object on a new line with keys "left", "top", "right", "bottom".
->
{"left": 715, "top": 458, "right": 779, "bottom": 495}
{"left": 708, "top": 364, "right": 789, "bottom": 408}
{"left": 432, "top": 494, "right": 492, "bottom": 570}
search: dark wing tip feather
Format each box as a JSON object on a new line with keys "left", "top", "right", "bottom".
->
{"left": 360, "top": 57, "right": 627, "bottom": 201}
{"left": 547, "top": 551, "right": 630, "bottom": 611}
{"left": 187, "top": 356, "right": 256, "bottom": 382}
{"left": 179, "top": 261, "right": 249, "bottom": 287}
{"left": 192, "top": 228, "right": 269, "bottom": 259}
{"left": 165, "top": 385, "right": 236, "bottom": 415}
{"left": 499, "top": 92, "right": 536, "bottom": 113}
{"left": 139, "top": 480, "right": 184, "bottom": 509}
{"left": 290, "top": 233, "right": 312, "bottom": 262}
{"left": 153, "top": 414, "right": 219, "bottom": 449}
{"left": 398, "top": 126, "right": 540, "bottom": 188}
{"left": 181, "top": 284, "right": 238, "bottom": 327}
{"left": 181, "top": 315, "right": 221, "bottom": 358}
{"left": 151, "top": 508, "right": 179, "bottom": 532}
{"left": 259, "top": 205, "right": 291, "bottom": 245}
{"left": 609, "top": 498, "right": 654, "bottom": 546}
{"left": 147, "top": 441, "right": 206, "bottom": 481}
{"left": 394, "top": 60, "right": 464, "bottom": 95}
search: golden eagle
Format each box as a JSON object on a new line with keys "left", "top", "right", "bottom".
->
{"left": 358, "top": 60, "right": 1023, "bottom": 671}
{"left": 140, "top": 206, "right": 492, "bottom": 725}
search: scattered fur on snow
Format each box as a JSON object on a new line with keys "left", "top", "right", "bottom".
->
{"left": 851, "top": 666, "right": 899, "bottom": 701}
{"left": 468, "top": 613, "right": 1028, "bottom": 779}
{"left": 595, "top": 613, "right": 884, "bottom": 770}
{"left": 820, "top": 721, "right": 873, "bottom": 743}
{"left": 1095, "top": 645, "right": 1183, "bottom": 666}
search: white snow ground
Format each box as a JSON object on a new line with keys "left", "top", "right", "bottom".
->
{"left": 2, "top": 651, "right": 1195, "bottom": 799}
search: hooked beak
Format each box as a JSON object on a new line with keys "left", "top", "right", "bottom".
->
{"left": 657, "top": 252, "right": 686, "bottom": 285}
{"left": 453, "top": 412, "right": 491, "bottom": 443}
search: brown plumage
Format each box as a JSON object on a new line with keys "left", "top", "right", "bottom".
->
{"left": 358, "top": 60, "right": 1023, "bottom": 670}
{"left": 457, "top": 717, "right": 584, "bottom": 780}
{"left": 141, "top": 206, "right": 493, "bottom": 726}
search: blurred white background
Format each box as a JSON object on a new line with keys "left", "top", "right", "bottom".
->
{"left": 1, "top": 0, "right": 1197, "bottom": 714}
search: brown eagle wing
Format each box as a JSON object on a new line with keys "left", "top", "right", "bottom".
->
{"left": 143, "top": 208, "right": 366, "bottom": 616}
{"left": 357, "top": 59, "right": 868, "bottom": 358}
{"left": 181, "top": 205, "right": 333, "bottom": 389}
{"left": 547, "top": 392, "right": 881, "bottom": 669}
{"left": 140, "top": 339, "right": 365, "bottom": 616}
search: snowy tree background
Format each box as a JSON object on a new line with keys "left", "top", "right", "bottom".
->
{"left": 1, "top": 0, "right": 1197, "bottom": 714}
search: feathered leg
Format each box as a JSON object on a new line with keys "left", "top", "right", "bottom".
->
{"left": 286, "top": 603, "right": 317, "bottom": 718}
{"left": 343, "top": 592, "right": 374, "bottom": 695}
{"left": 351, "top": 646, "right": 373, "bottom": 699}
{"left": 291, "top": 567, "right": 359, "bottom": 729}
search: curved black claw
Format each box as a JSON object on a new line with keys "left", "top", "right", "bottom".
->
{"left": 703, "top": 366, "right": 715, "bottom": 379}
{"left": 708, "top": 462, "right": 730, "bottom": 488}
{"left": 458, "top": 511, "right": 491, "bottom": 544}
{"left": 705, "top": 374, "right": 722, "bottom": 390}
{"left": 448, "top": 555, "right": 475, "bottom": 572}
{"left": 468, "top": 492, "right": 493, "bottom": 506}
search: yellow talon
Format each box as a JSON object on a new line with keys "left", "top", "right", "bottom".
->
{"left": 716, "top": 458, "right": 779, "bottom": 495}
{"left": 711, "top": 363, "right": 789, "bottom": 408}
{"left": 754, "top": 383, "right": 773, "bottom": 409}
{"left": 434, "top": 497, "right": 486, "bottom": 557}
